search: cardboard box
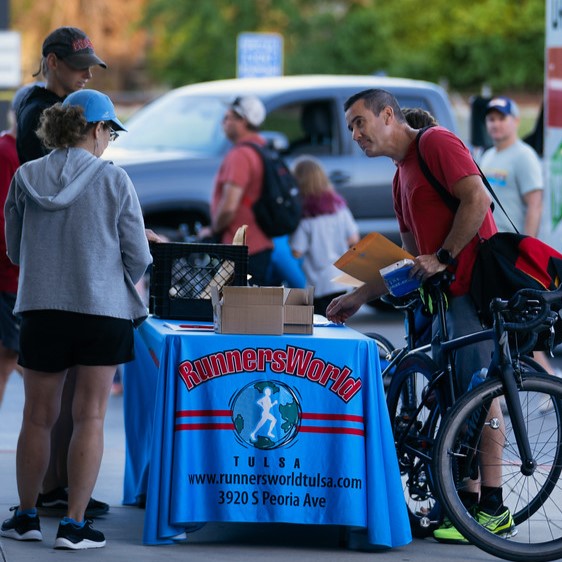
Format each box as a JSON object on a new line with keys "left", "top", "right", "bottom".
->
{"left": 211, "top": 286, "right": 314, "bottom": 335}
{"left": 212, "top": 286, "right": 285, "bottom": 334}
{"left": 284, "top": 287, "right": 314, "bottom": 334}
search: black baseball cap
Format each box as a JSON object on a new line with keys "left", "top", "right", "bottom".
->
{"left": 42, "top": 27, "right": 107, "bottom": 70}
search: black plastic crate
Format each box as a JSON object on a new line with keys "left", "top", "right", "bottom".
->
{"left": 149, "top": 242, "right": 248, "bottom": 320}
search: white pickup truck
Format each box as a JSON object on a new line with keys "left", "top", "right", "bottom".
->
{"left": 105, "top": 74, "right": 458, "bottom": 244}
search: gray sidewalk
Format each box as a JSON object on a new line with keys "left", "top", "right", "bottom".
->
{"left": 0, "top": 372, "right": 497, "bottom": 562}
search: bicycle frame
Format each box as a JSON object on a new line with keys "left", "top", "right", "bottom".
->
{"left": 437, "top": 306, "right": 541, "bottom": 486}
{"left": 389, "top": 277, "right": 540, "bottom": 484}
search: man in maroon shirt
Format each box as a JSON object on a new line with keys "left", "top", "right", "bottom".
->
{"left": 327, "top": 88, "right": 515, "bottom": 544}
{"left": 203, "top": 96, "right": 274, "bottom": 286}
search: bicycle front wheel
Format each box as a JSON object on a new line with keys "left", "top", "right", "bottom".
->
{"left": 386, "top": 352, "right": 445, "bottom": 537}
{"left": 364, "top": 332, "right": 396, "bottom": 390}
{"left": 433, "top": 372, "right": 562, "bottom": 562}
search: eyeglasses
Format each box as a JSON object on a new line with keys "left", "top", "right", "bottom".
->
{"left": 102, "top": 122, "right": 119, "bottom": 141}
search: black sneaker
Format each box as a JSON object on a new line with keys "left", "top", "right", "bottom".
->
{"left": 0, "top": 506, "right": 42, "bottom": 541}
{"left": 54, "top": 518, "right": 106, "bottom": 550}
{"left": 36, "top": 487, "right": 109, "bottom": 518}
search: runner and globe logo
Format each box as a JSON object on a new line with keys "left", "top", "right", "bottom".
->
{"left": 231, "top": 381, "right": 301, "bottom": 449}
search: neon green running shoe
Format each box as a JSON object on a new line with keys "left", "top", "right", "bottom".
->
{"left": 433, "top": 508, "right": 517, "bottom": 544}
{"left": 476, "top": 508, "right": 518, "bottom": 538}
{"left": 433, "top": 517, "right": 468, "bottom": 544}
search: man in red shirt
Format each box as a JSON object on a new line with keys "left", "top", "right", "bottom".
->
{"left": 205, "top": 96, "right": 274, "bottom": 286}
{"left": 326, "top": 89, "right": 514, "bottom": 543}
{"left": 327, "top": 90, "right": 496, "bottom": 336}
{"left": 0, "top": 85, "right": 37, "bottom": 406}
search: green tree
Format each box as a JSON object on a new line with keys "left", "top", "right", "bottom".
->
{"left": 143, "top": 0, "right": 305, "bottom": 86}
{"left": 141, "top": 0, "right": 545, "bottom": 92}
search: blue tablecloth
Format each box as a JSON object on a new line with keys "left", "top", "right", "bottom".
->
{"left": 123, "top": 317, "right": 411, "bottom": 548}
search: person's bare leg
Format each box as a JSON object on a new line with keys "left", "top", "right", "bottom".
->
{"left": 533, "top": 350, "right": 557, "bottom": 374}
{"left": 41, "top": 369, "right": 76, "bottom": 493}
{"left": 16, "top": 369, "right": 67, "bottom": 510}
{"left": 479, "top": 398, "right": 505, "bottom": 487}
{"left": 66, "top": 365, "right": 115, "bottom": 522}
{"left": 0, "top": 342, "right": 18, "bottom": 407}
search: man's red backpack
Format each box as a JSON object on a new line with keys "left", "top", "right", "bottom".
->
{"left": 416, "top": 128, "right": 562, "bottom": 350}
{"left": 470, "top": 233, "right": 562, "bottom": 342}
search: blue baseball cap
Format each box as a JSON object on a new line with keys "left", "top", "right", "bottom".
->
{"left": 486, "top": 96, "right": 520, "bottom": 118}
{"left": 62, "top": 89, "right": 127, "bottom": 131}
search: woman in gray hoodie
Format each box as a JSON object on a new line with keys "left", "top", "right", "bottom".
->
{"left": 1, "top": 89, "right": 152, "bottom": 550}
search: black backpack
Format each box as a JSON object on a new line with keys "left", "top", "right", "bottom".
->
{"left": 241, "top": 142, "right": 302, "bottom": 237}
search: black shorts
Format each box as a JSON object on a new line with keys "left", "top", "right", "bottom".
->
{"left": 18, "top": 310, "right": 134, "bottom": 373}
{"left": 0, "top": 292, "right": 20, "bottom": 352}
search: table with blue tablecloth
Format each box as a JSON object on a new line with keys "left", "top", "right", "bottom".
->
{"left": 122, "top": 316, "right": 411, "bottom": 548}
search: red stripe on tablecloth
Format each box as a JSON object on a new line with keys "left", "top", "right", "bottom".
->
{"left": 148, "top": 348, "right": 160, "bottom": 368}
{"left": 175, "top": 423, "right": 234, "bottom": 431}
{"left": 175, "top": 423, "right": 363, "bottom": 435}
{"left": 300, "top": 412, "right": 363, "bottom": 423}
{"left": 299, "top": 426, "right": 365, "bottom": 436}
{"left": 176, "top": 410, "right": 232, "bottom": 418}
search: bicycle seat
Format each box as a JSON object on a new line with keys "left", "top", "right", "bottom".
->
{"left": 424, "top": 270, "right": 454, "bottom": 289}
{"left": 380, "top": 292, "right": 421, "bottom": 311}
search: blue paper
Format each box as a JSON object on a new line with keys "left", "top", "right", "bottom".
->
{"left": 380, "top": 259, "right": 420, "bottom": 297}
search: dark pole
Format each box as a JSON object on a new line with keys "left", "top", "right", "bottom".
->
{"left": 0, "top": 0, "right": 8, "bottom": 28}
{"left": 0, "top": 0, "right": 10, "bottom": 130}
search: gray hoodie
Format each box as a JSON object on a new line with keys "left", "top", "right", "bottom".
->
{"left": 5, "top": 147, "right": 152, "bottom": 323}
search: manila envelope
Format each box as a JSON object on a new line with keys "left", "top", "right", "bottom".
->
{"left": 334, "top": 232, "right": 413, "bottom": 285}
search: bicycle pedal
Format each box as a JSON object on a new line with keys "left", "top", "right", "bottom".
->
{"left": 419, "top": 516, "right": 440, "bottom": 528}
{"left": 485, "top": 417, "right": 501, "bottom": 430}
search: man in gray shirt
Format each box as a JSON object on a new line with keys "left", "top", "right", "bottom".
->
{"left": 481, "top": 96, "right": 561, "bottom": 411}
{"left": 480, "top": 96, "right": 543, "bottom": 236}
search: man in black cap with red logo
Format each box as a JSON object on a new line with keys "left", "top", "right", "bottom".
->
{"left": 14, "top": 26, "right": 110, "bottom": 519}
{"left": 16, "top": 26, "right": 106, "bottom": 164}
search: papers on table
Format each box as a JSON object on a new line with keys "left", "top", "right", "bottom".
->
{"left": 163, "top": 323, "right": 214, "bottom": 331}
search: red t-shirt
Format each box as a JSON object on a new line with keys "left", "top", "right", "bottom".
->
{"left": 393, "top": 127, "right": 497, "bottom": 296}
{"left": 0, "top": 133, "right": 19, "bottom": 293}
{"left": 211, "top": 133, "right": 273, "bottom": 255}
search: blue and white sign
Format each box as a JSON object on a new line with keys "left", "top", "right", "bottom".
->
{"left": 237, "top": 32, "right": 283, "bottom": 78}
{"left": 0, "top": 31, "right": 21, "bottom": 88}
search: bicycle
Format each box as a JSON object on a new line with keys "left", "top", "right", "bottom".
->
{"left": 380, "top": 275, "right": 547, "bottom": 542}
{"left": 432, "top": 286, "right": 562, "bottom": 561}
{"left": 365, "top": 291, "right": 431, "bottom": 392}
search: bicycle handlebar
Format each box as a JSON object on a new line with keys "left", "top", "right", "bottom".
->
{"left": 491, "top": 286, "right": 562, "bottom": 333}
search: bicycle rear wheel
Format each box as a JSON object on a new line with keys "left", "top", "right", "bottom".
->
{"left": 433, "top": 373, "right": 562, "bottom": 562}
{"left": 364, "top": 332, "right": 396, "bottom": 390}
{"left": 386, "top": 352, "right": 446, "bottom": 537}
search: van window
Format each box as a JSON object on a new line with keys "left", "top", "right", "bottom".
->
{"left": 396, "top": 97, "right": 432, "bottom": 113}
{"left": 263, "top": 100, "right": 337, "bottom": 156}
{"left": 115, "top": 95, "right": 226, "bottom": 155}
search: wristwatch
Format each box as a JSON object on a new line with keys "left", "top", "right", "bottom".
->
{"left": 436, "top": 247, "right": 457, "bottom": 266}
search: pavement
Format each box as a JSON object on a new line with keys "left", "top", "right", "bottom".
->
{"left": 0, "top": 366, "right": 500, "bottom": 562}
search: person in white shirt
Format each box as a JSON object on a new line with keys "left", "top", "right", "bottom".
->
{"left": 290, "top": 156, "right": 359, "bottom": 316}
